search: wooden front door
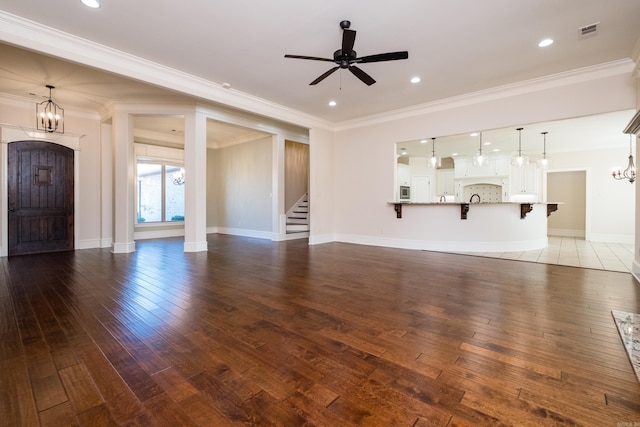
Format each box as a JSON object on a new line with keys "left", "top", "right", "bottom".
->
{"left": 8, "top": 140, "right": 74, "bottom": 256}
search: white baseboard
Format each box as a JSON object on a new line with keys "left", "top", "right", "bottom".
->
{"left": 548, "top": 228, "right": 585, "bottom": 238}
{"left": 588, "top": 233, "right": 634, "bottom": 244}
{"left": 308, "top": 234, "right": 336, "bottom": 245}
{"left": 333, "top": 234, "right": 548, "bottom": 253}
{"left": 184, "top": 241, "right": 208, "bottom": 252}
{"left": 76, "top": 239, "right": 101, "bottom": 250}
{"left": 112, "top": 241, "right": 136, "bottom": 253}
{"left": 134, "top": 228, "right": 185, "bottom": 240}
{"left": 214, "top": 227, "right": 274, "bottom": 240}
{"left": 632, "top": 259, "right": 640, "bottom": 283}
{"left": 100, "top": 237, "right": 112, "bottom": 248}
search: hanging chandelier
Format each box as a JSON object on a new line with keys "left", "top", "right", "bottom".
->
{"left": 428, "top": 137, "right": 441, "bottom": 168}
{"left": 539, "top": 131, "right": 551, "bottom": 169}
{"left": 173, "top": 168, "right": 185, "bottom": 185}
{"left": 512, "top": 127, "right": 528, "bottom": 167}
{"left": 36, "top": 85, "right": 64, "bottom": 133}
{"left": 612, "top": 134, "right": 635, "bottom": 183}
{"left": 473, "top": 132, "right": 485, "bottom": 166}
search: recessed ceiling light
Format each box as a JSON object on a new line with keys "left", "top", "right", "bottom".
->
{"left": 470, "top": 132, "right": 478, "bottom": 137}
{"left": 81, "top": 0, "right": 100, "bottom": 8}
{"left": 420, "top": 139, "right": 428, "bottom": 144}
{"left": 410, "top": 76, "right": 421, "bottom": 84}
{"left": 221, "top": 82, "right": 232, "bottom": 89}
{"left": 493, "top": 148, "right": 501, "bottom": 152}
{"left": 451, "top": 152, "right": 458, "bottom": 156}
{"left": 483, "top": 141, "right": 491, "bottom": 146}
{"left": 328, "top": 100, "right": 337, "bottom": 107}
{"left": 538, "top": 38, "right": 554, "bottom": 47}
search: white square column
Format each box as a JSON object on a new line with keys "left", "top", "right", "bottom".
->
{"left": 111, "top": 110, "right": 136, "bottom": 253}
{"left": 183, "top": 109, "right": 208, "bottom": 252}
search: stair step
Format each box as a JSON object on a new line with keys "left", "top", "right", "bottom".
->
{"left": 286, "top": 224, "right": 309, "bottom": 232}
{"left": 294, "top": 208, "right": 308, "bottom": 213}
{"left": 288, "top": 213, "right": 307, "bottom": 219}
{"left": 287, "top": 218, "right": 307, "bottom": 224}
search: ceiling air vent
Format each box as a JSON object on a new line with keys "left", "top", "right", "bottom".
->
{"left": 579, "top": 22, "right": 599, "bottom": 38}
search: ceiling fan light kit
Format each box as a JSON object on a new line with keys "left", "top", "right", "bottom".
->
{"left": 285, "top": 20, "right": 409, "bottom": 86}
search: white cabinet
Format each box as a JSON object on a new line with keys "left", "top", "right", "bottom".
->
{"left": 454, "top": 157, "right": 510, "bottom": 178}
{"left": 411, "top": 175, "right": 431, "bottom": 202}
{"left": 397, "top": 164, "right": 410, "bottom": 186}
{"left": 436, "top": 169, "right": 455, "bottom": 196}
{"left": 510, "top": 163, "right": 539, "bottom": 194}
{"left": 493, "top": 157, "right": 511, "bottom": 176}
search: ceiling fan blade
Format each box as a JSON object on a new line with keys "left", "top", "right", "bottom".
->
{"left": 310, "top": 66, "right": 339, "bottom": 85}
{"left": 341, "top": 29, "right": 356, "bottom": 56}
{"left": 284, "top": 54, "right": 335, "bottom": 62}
{"left": 357, "top": 51, "right": 409, "bottom": 63}
{"left": 349, "top": 65, "right": 376, "bottom": 86}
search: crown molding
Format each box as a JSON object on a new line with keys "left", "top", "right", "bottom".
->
{"left": 0, "top": 10, "right": 332, "bottom": 132}
{"left": 334, "top": 58, "right": 636, "bottom": 132}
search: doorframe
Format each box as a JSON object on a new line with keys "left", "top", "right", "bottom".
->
{"left": 546, "top": 167, "right": 590, "bottom": 241}
{"left": 0, "top": 125, "right": 81, "bottom": 257}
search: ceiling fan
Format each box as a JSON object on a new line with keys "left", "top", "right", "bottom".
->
{"left": 284, "top": 20, "right": 409, "bottom": 86}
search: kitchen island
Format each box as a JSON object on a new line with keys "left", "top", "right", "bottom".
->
{"left": 387, "top": 201, "right": 560, "bottom": 252}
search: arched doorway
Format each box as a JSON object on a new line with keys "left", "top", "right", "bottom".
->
{"left": 8, "top": 140, "right": 74, "bottom": 255}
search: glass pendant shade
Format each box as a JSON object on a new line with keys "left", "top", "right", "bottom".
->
{"left": 512, "top": 127, "right": 528, "bottom": 167}
{"left": 538, "top": 131, "right": 551, "bottom": 169}
{"left": 428, "top": 137, "right": 441, "bottom": 168}
{"left": 473, "top": 132, "right": 485, "bottom": 166}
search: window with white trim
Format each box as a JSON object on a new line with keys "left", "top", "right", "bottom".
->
{"left": 136, "top": 160, "right": 185, "bottom": 223}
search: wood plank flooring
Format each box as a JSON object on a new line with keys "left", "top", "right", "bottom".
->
{"left": 1, "top": 234, "right": 640, "bottom": 426}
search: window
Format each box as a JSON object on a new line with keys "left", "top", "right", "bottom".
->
{"left": 137, "top": 160, "right": 185, "bottom": 223}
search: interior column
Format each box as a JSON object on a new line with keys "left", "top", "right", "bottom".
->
{"left": 183, "top": 108, "right": 208, "bottom": 252}
{"left": 111, "top": 109, "right": 136, "bottom": 253}
{"left": 272, "top": 134, "right": 286, "bottom": 240}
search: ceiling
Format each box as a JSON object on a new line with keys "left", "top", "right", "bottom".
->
{"left": 0, "top": 1, "right": 639, "bottom": 147}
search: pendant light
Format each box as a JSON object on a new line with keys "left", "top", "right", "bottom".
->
{"left": 538, "top": 131, "right": 551, "bottom": 169}
{"left": 428, "top": 137, "right": 441, "bottom": 168}
{"left": 612, "top": 134, "right": 636, "bottom": 183}
{"left": 36, "top": 85, "right": 64, "bottom": 133}
{"left": 473, "top": 132, "right": 485, "bottom": 166}
{"left": 512, "top": 127, "right": 528, "bottom": 167}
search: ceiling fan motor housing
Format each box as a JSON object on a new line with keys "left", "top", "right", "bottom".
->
{"left": 334, "top": 49, "right": 357, "bottom": 68}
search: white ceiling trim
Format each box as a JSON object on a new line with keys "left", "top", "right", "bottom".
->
{"left": 0, "top": 11, "right": 331, "bottom": 131}
{"left": 334, "top": 58, "right": 636, "bottom": 132}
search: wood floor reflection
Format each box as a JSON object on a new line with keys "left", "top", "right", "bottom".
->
{"left": 1, "top": 235, "right": 640, "bottom": 426}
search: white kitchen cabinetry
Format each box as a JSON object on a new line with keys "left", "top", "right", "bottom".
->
{"left": 436, "top": 169, "right": 455, "bottom": 196}
{"left": 493, "top": 157, "right": 511, "bottom": 176}
{"left": 397, "top": 164, "right": 410, "bottom": 186}
{"left": 510, "top": 163, "right": 539, "bottom": 194}
{"left": 454, "top": 157, "right": 510, "bottom": 178}
{"left": 411, "top": 175, "right": 431, "bottom": 202}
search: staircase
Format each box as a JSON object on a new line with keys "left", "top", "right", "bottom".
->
{"left": 286, "top": 194, "right": 309, "bottom": 234}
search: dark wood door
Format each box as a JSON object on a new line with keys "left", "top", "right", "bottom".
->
{"left": 8, "top": 140, "right": 74, "bottom": 256}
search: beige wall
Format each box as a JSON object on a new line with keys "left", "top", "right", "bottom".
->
{"left": 547, "top": 171, "right": 586, "bottom": 237}
{"left": 207, "top": 137, "right": 272, "bottom": 232}
{"left": 284, "top": 140, "right": 309, "bottom": 211}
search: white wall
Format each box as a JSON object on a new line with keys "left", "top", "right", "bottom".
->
{"left": 329, "top": 68, "right": 637, "bottom": 249}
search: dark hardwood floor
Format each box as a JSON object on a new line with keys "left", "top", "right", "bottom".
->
{"left": 1, "top": 234, "right": 640, "bottom": 426}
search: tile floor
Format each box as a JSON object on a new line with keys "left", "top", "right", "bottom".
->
{"left": 460, "top": 236, "right": 634, "bottom": 273}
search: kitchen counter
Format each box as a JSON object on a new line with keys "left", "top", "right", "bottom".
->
{"left": 389, "top": 201, "right": 560, "bottom": 219}
{"left": 385, "top": 202, "right": 560, "bottom": 252}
